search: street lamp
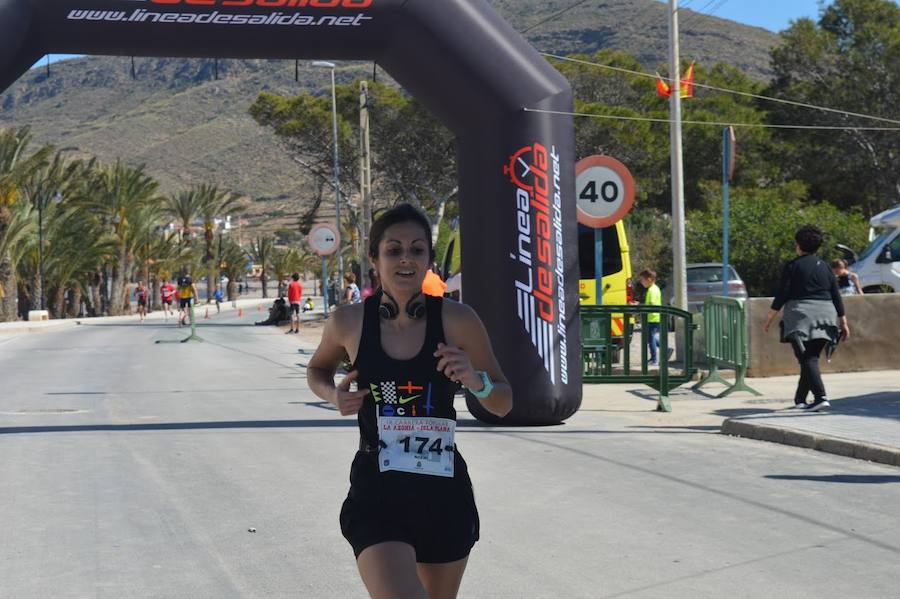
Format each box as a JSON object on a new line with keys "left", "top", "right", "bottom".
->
{"left": 312, "top": 60, "right": 344, "bottom": 287}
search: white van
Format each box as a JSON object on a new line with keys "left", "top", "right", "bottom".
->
{"left": 837, "top": 205, "right": 900, "bottom": 293}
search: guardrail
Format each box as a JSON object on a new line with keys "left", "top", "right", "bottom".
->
{"left": 582, "top": 305, "right": 697, "bottom": 412}
{"left": 692, "top": 296, "right": 760, "bottom": 398}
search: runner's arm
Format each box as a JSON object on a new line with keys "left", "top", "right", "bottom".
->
{"left": 441, "top": 303, "right": 512, "bottom": 418}
{"left": 308, "top": 309, "right": 369, "bottom": 415}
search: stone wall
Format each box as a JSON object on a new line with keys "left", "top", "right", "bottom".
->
{"left": 745, "top": 295, "right": 900, "bottom": 377}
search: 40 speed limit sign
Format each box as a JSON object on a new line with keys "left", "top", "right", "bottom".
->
{"left": 575, "top": 155, "right": 635, "bottom": 228}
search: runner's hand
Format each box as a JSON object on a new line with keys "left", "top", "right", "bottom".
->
{"left": 434, "top": 343, "right": 479, "bottom": 389}
{"left": 333, "top": 370, "right": 369, "bottom": 416}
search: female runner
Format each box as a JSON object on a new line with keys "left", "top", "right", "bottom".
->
{"left": 308, "top": 204, "right": 512, "bottom": 599}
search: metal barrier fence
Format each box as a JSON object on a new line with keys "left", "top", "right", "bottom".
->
{"left": 692, "top": 296, "right": 760, "bottom": 398}
{"left": 582, "top": 305, "right": 697, "bottom": 412}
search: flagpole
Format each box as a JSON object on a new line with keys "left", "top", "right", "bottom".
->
{"left": 668, "top": 0, "right": 688, "bottom": 312}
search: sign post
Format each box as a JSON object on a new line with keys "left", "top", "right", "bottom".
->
{"left": 308, "top": 223, "right": 341, "bottom": 317}
{"left": 722, "top": 127, "right": 736, "bottom": 297}
{"left": 576, "top": 156, "right": 636, "bottom": 306}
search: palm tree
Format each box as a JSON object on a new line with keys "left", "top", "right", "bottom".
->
{"left": 0, "top": 127, "right": 51, "bottom": 321}
{"left": 195, "top": 184, "right": 243, "bottom": 302}
{"left": 163, "top": 187, "right": 204, "bottom": 249}
{"left": 17, "top": 151, "right": 87, "bottom": 311}
{"left": 271, "top": 247, "right": 304, "bottom": 297}
{"left": 83, "top": 160, "right": 161, "bottom": 315}
{"left": 250, "top": 236, "right": 274, "bottom": 299}
{"left": 218, "top": 238, "right": 251, "bottom": 301}
{"left": 39, "top": 204, "right": 114, "bottom": 318}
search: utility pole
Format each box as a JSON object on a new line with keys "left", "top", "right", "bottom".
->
{"left": 359, "top": 81, "right": 373, "bottom": 275}
{"left": 668, "top": 0, "right": 688, "bottom": 311}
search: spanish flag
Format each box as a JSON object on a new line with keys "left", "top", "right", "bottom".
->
{"left": 656, "top": 62, "right": 695, "bottom": 98}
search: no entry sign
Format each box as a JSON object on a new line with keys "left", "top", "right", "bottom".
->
{"left": 308, "top": 223, "right": 341, "bottom": 257}
{"left": 575, "top": 155, "right": 635, "bottom": 228}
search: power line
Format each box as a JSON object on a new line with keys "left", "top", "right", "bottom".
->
{"left": 540, "top": 52, "right": 900, "bottom": 126}
{"left": 680, "top": 0, "right": 731, "bottom": 33}
{"left": 521, "top": 0, "right": 593, "bottom": 34}
{"left": 522, "top": 107, "right": 900, "bottom": 131}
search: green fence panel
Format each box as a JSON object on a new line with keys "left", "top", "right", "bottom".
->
{"left": 582, "top": 305, "right": 697, "bottom": 412}
{"left": 692, "top": 296, "right": 760, "bottom": 398}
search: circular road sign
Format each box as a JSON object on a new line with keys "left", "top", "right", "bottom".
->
{"left": 575, "top": 155, "right": 636, "bottom": 228}
{"left": 308, "top": 223, "right": 341, "bottom": 256}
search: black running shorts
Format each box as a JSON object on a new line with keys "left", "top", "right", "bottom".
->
{"left": 339, "top": 451, "right": 479, "bottom": 564}
{"left": 290, "top": 303, "right": 301, "bottom": 315}
{"left": 179, "top": 298, "right": 192, "bottom": 309}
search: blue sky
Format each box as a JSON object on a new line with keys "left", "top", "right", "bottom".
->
{"left": 694, "top": 0, "right": 824, "bottom": 32}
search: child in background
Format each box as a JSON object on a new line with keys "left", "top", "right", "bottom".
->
{"left": 831, "top": 259, "right": 864, "bottom": 296}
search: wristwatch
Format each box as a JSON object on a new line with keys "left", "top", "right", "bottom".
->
{"left": 468, "top": 370, "right": 494, "bottom": 399}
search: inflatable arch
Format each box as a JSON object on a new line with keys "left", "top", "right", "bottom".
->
{"left": 0, "top": 0, "right": 582, "bottom": 424}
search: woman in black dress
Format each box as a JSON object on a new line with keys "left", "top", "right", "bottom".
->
{"left": 763, "top": 225, "right": 851, "bottom": 411}
{"left": 308, "top": 204, "right": 512, "bottom": 598}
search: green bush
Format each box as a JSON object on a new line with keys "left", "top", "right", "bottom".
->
{"left": 686, "top": 181, "right": 870, "bottom": 296}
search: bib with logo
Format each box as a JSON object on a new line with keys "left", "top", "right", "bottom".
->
{"left": 353, "top": 293, "right": 463, "bottom": 479}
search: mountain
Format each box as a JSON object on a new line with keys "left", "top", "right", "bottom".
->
{"left": 0, "top": 0, "right": 779, "bottom": 234}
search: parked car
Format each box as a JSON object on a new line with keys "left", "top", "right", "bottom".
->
{"left": 669, "top": 263, "right": 748, "bottom": 312}
{"left": 835, "top": 204, "right": 900, "bottom": 293}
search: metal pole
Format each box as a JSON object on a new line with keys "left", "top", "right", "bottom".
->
{"left": 359, "top": 81, "right": 373, "bottom": 273}
{"left": 594, "top": 228, "right": 603, "bottom": 306}
{"left": 322, "top": 257, "right": 330, "bottom": 317}
{"left": 329, "top": 67, "right": 344, "bottom": 286}
{"left": 668, "top": 0, "right": 687, "bottom": 311}
{"left": 38, "top": 200, "right": 45, "bottom": 311}
{"left": 722, "top": 127, "right": 731, "bottom": 297}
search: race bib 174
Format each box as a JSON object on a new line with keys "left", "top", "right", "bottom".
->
{"left": 377, "top": 416, "right": 455, "bottom": 478}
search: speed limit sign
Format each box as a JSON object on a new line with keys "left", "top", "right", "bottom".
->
{"left": 575, "top": 155, "right": 635, "bottom": 228}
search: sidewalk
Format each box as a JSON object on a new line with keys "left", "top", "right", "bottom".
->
{"left": 581, "top": 369, "right": 900, "bottom": 467}
{"left": 0, "top": 295, "right": 329, "bottom": 334}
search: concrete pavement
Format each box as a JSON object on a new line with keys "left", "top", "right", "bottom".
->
{"left": 2, "top": 311, "right": 900, "bottom": 597}
{"left": 580, "top": 369, "right": 900, "bottom": 468}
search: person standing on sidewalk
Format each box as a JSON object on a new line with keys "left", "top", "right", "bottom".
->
{"left": 764, "top": 225, "right": 850, "bottom": 411}
{"left": 343, "top": 273, "right": 361, "bottom": 305}
{"left": 638, "top": 269, "right": 664, "bottom": 365}
{"left": 286, "top": 272, "right": 303, "bottom": 334}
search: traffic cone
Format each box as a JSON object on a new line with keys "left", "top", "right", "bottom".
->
{"left": 238, "top": 308, "right": 244, "bottom": 318}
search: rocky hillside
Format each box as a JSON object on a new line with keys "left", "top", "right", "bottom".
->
{"left": 0, "top": 0, "right": 779, "bottom": 234}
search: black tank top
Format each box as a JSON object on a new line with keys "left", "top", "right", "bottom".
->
{"left": 352, "top": 293, "right": 460, "bottom": 448}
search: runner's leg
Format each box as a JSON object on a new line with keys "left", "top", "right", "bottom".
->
{"left": 417, "top": 557, "right": 469, "bottom": 599}
{"left": 357, "top": 542, "right": 427, "bottom": 599}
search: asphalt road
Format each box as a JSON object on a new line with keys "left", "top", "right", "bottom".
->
{"left": 2, "top": 313, "right": 900, "bottom": 598}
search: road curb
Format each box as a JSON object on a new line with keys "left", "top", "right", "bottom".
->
{"left": 0, "top": 321, "right": 78, "bottom": 335}
{"left": 722, "top": 418, "right": 900, "bottom": 468}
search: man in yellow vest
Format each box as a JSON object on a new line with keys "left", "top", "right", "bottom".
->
{"left": 639, "top": 269, "right": 663, "bottom": 365}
